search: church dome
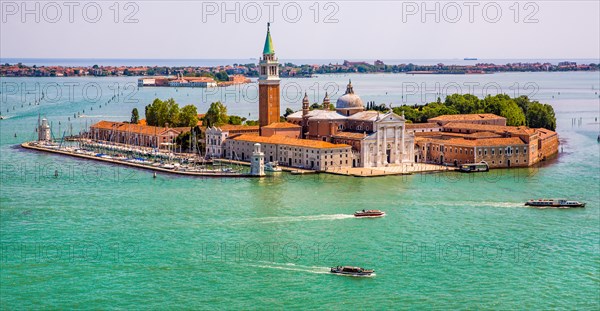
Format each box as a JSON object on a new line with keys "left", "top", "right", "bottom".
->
{"left": 336, "top": 80, "right": 364, "bottom": 109}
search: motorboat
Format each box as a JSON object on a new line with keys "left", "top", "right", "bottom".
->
{"left": 330, "top": 266, "right": 374, "bottom": 276}
{"left": 354, "top": 209, "right": 386, "bottom": 217}
{"left": 525, "top": 199, "right": 586, "bottom": 208}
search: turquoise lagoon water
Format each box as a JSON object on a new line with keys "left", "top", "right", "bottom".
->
{"left": 0, "top": 73, "right": 599, "bottom": 309}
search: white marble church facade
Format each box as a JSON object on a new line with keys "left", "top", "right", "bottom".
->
{"left": 360, "top": 113, "right": 415, "bottom": 168}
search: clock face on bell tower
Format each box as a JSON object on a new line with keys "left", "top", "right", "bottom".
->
{"left": 258, "top": 23, "right": 281, "bottom": 130}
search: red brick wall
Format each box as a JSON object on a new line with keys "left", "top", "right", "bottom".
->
{"left": 259, "top": 83, "right": 280, "bottom": 128}
{"left": 539, "top": 134, "right": 559, "bottom": 160}
{"left": 261, "top": 127, "right": 301, "bottom": 138}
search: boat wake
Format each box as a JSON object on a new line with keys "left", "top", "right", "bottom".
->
{"left": 247, "top": 214, "right": 355, "bottom": 224}
{"left": 243, "top": 262, "right": 332, "bottom": 275}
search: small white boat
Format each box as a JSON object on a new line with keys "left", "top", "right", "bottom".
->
{"left": 265, "top": 162, "right": 282, "bottom": 172}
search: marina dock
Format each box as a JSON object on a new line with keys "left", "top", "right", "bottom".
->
{"left": 20, "top": 142, "right": 262, "bottom": 178}
{"left": 216, "top": 159, "right": 317, "bottom": 175}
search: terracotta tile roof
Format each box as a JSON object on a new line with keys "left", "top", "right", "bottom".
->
{"left": 443, "top": 122, "right": 535, "bottom": 136}
{"left": 91, "top": 121, "right": 181, "bottom": 136}
{"left": 262, "top": 122, "right": 301, "bottom": 129}
{"left": 535, "top": 128, "right": 557, "bottom": 139}
{"left": 419, "top": 136, "right": 526, "bottom": 147}
{"left": 474, "top": 137, "right": 526, "bottom": 146}
{"left": 217, "top": 124, "right": 260, "bottom": 132}
{"left": 185, "top": 77, "right": 216, "bottom": 82}
{"left": 333, "top": 131, "right": 368, "bottom": 139}
{"left": 91, "top": 120, "right": 119, "bottom": 130}
{"left": 429, "top": 113, "right": 505, "bottom": 122}
{"left": 414, "top": 131, "right": 447, "bottom": 137}
{"left": 405, "top": 123, "right": 440, "bottom": 129}
{"left": 466, "top": 131, "right": 503, "bottom": 138}
{"left": 231, "top": 134, "right": 351, "bottom": 149}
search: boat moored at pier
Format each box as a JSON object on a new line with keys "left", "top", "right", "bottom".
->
{"left": 265, "top": 162, "right": 282, "bottom": 172}
{"left": 459, "top": 161, "right": 489, "bottom": 173}
{"left": 330, "top": 266, "right": 374, "bottom": 276}
{"left": 525, "top": 199, "right": 586, "bottom": 208}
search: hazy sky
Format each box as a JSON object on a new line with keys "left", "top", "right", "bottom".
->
{"left": 1, "top": 1, "right": 599, "bottom": 60}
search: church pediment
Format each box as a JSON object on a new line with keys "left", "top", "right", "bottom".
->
{"left": 375, "top": 112, "right": 405, "bottom": 124}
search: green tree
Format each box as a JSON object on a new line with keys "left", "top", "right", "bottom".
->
{"left": 144, "top": 98, "right": 182, "bottom": 127}
{"left": 445, "top": 93, "right": 481, "bottom": 114}
{"left": 228, "top": 115, "right": 245, "bottom": 125}
{"left": 514, "top": 95, "right": 531, "bottom": 115}
{"left": 204, "top": 102, "right": 228, "bottom": 127}
{"left": 310, "top": 103, "right": 321, "bottom": 110}
{"left": 421, "top": 102, "right": 458, "bottom": 122}
{"left": 214, "top": 71, "right": 229, "bottom": 82}
{"left": 200, "top": 71, "right": 216, "bottom": 79}
{"left": 393, "top": 106, "right": 422, "bottom": 123}
{"left": 179, "top": 105, "right": 199, "bottom": 127}
{"left": 156, "top": 99, "right": 169, "bottom": 126}
{"left": 482, "top": 94, "right": 525, "bottom": 126}
{"left": 175, "top": 126, "right": 203, "bottom": 152}
{"left": 283, "top": 107, "right": 295, "bottom": 117}
{"left": 130, "top": 108, "right": 139, "bottom": 124}
{"left": 165, "top": 98, "right": 180, "bottom": 127}
{"left": 526, "top": 102, "right": 556, "bottom": 130}
{"left": 144, "top": 98, "right": 163, "bottom": 126}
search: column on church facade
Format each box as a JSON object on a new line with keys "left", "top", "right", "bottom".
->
{"left": 401, "top": 125, "right": 405, "bottom": 160}
{"left": 394, "top": 126, "right": 400, "bottom": 164}
{"left": 375, "top": 129, "right": 380, "bottom": 167}
{"left": 382, "top": 126, "right": 387, "bottom": 165}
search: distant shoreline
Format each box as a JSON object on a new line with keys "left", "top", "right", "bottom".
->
{"left": 2, "top": 58, "right": 599, "bottom": 67}
{"left": 2, "top": 60, "right": 598, "bottom": 78}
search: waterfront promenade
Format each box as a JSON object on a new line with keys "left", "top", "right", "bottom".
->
{"left": 21, "top": 141, "right": 450, "bottom": 178}
{"left": 326, "top": 163, "right": 452, "bottom": 177}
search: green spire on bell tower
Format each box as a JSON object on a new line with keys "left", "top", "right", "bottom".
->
{"left": 263, "top": 23, "right": 274, "bottom": 55}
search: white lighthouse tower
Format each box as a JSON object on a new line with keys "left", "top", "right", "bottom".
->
{"left": 250, "top": 143, "right": 265, "bottom": 176}
{"left": 38, "top": 118, "right": 51, "bottom": 142}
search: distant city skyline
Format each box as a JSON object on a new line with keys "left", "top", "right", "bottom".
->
{"left": 1, "top": 1, "right": 599, "bottom": 60}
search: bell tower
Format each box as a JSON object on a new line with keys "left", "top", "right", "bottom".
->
{"left": 258, "top": 23, "right": 280, "bottom": 132}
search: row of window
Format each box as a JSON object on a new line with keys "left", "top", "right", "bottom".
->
{"left": 477, "top": 146, "right": 527, "bottom": 156}
{"left": 428, "top": 145, "right": 529, "bottom": 156}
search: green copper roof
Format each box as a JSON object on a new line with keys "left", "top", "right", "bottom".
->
{"left": 263, "top": 24, "right": 274, "bottom": 55}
